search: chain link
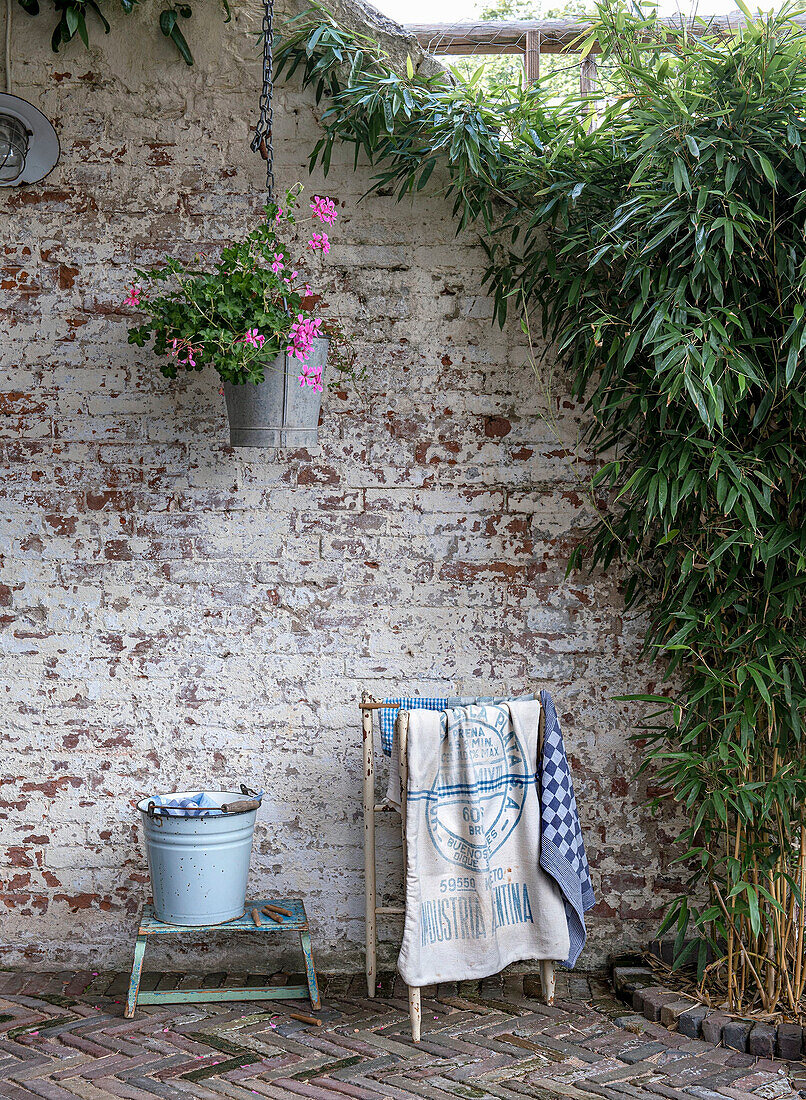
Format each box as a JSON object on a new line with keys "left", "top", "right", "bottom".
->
{"left": 251, "top": 0, "right": 274, "bottom": 201}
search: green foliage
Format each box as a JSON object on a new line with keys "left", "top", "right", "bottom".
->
{"left": 127, "top": 186, "right": 355, "bottom": 387}
{"left": 278, "top": 1, "right": 806, "bottom": 1011}
{"left": 18, "top": 0, "right": 230, "bottom": 62}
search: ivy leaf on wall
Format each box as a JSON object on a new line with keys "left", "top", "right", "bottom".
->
{"left": 20, "top": 0, "right": 206, "bottom": 62}
{"left": 159, "top": 6, "right": 194, "bottom": 64}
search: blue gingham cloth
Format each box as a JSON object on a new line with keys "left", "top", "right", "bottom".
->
{"left": 379, "top": 698, "right": 449, "bottom": 756}
{"left": 538, "top": 690, "right": 595, "bottom": 968}
{"left": 150, "top": 790, "right": 264, "bottom": 817}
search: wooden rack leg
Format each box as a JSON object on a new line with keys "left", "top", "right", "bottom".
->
{"left": 536, "top": 697, "right": 557, "bottom": 1008}
{"left": 125, "top": 934, "right": 147, "bottom": 1019}
{"left": 398, "top": 710, "right": 422, "bottom": 1042}
{"left": 408, "top": 985, "right": 422, "bottom": 1043}
{"left": 362, "top": 703, "right": 377, "bottom": 998}
{"left": 540, "top": 959, "right": 556, "bottom": 1005}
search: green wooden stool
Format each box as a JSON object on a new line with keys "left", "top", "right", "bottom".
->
{"left": 125, "top": 898, "right": 321, "bottom": 1018}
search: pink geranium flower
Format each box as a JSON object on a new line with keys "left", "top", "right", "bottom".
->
{"left": 271, "top": 252, "right": 284, "bottom": 274}
{"left": 168, "top": 337, "right": 201, "bottom": 367}
{"left": 286, "top": 314, "right": 323, "bottom": 363}
{"left": 297, "top": 362, "right": 324, "bottom": 392}
{"left": 124, "top": 285, "right": 142, "bottom": 307}
{"left": 243, "top": 328, "right": 265, "bottom": 349}
{"left": 310, "top": 195, "right": 338, "bottom": 225}
{"left": 308, "top": 232, "right": 330, "bottom": 255}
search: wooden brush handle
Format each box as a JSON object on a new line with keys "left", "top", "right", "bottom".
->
{"left": 221, "top": 799, "right": 261, "bottom": 814}
{"left": 289, "top": 1012, "right": 322, "bottom": 1026}
{"left": 262, "top": 904, "right": 292, "bottom": 917}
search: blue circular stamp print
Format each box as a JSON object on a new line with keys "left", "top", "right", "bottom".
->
{"left": 426, "top": 708, "right": 530, "bottom": 872}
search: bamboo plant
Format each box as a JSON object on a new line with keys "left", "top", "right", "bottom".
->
{"left": 277, "top": 1, "right": 806, "bottom": 1013}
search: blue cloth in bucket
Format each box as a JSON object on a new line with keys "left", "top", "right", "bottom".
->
{"left": 149, "top": 791, "right": 264, "bottom": 817}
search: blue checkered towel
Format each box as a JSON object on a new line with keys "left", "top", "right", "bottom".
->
{"left": 379, "top": 698, "right": 449, "bottom": 756}
{"left": 538, "top": 691, "right": 595, "bottom": 968}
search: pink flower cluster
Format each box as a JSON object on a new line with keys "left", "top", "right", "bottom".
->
{"left": 243, "top": 328, "right": 265, "bottom": 349}
{"left": 271, "top": 252, "right": 284, "bottom": 274}
{"left": 286, "top": 314, "right": 323, "bottom": 363}
{"left": 310, "top": 195, "right": 338, "bottom": 225}
{"left": 169, "top": 337, "right": 202, "bottom": 367}
{"left": 308, "top": 232, "right": 330, "bottom": 255}
{"left": 298, "top": 361, "right": 324, "bottom": 392}
{"left": 124, "top": 285, "right": 142, "bottom": 307}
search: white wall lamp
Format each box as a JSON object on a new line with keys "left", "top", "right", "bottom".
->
{"left": 0, "top": 0, "right": 59, "bottom": 186}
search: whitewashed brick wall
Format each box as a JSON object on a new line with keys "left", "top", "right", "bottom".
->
{"left": 0, "top": 0, "right": 682, "bottom": 973}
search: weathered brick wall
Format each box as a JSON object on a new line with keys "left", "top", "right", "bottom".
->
{"left": 0, "top": 0, "right": 683, "bottom": 972}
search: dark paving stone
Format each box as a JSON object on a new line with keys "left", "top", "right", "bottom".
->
{"left": 724, "top": 1049, "right": 756, "bottom": 1068}
{"left": 659, "top": 999, "right": 695, "bottom": 1028}
{"left": 618, "top": 1040, "right": 671, "bottom": 1064}
{"left": 722, "top": 1018, "right": 752, "bottom": 1053}
{"left": 677, "top": 1004, "right": 709, "bottom": 1040}
{"left": 701, "top": 1010, "right": 731, "bottom": 1046}
{"left": 749, "top": 1021, "right": 777, "bottom": 1058}
{"left": 613, "top": 966, "right": 655, "bottom": 996}
{"left": 778, "top": 1022, "right": 803, "bottom": 1060}
{"left": 638, "top": 988, "right": 681, "bottom": 1022}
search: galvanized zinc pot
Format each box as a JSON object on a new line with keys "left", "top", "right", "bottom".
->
{"left": 137, "top": 791, "right": 259, "bottom": 926}
{"left": 223, "top": 336, "right": 328, "bottom": 448}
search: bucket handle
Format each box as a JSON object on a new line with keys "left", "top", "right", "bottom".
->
{"left": 146, "top": 800, "right": 163, "bottom": 827}
{"left": 144, "top": 785, "right": 262, "bottom": 819}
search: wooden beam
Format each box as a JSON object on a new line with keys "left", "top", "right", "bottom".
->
{"left": 404, "top": 14, "right": 803, "bottom": 57}
{"left": 580, "top": 54, "right": 597, "bottom": 95}
{"left": 525, "top": 29, "right": 540, "bottom": 83}
{"left": 405, "top": 19, "right": 593, "bottom": 56}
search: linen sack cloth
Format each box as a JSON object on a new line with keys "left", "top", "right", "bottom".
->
{"left": 385, "top": 693, "right": 535, "bottom": 806}
{"left": 397, "top": 701, "right": 570, "bottom": 986}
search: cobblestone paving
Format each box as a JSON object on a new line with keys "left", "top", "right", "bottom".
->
{"left": 0, "top": 969, "right": 799, "bottom": 1099}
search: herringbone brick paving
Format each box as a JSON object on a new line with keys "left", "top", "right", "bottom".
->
{"left": 0, "top": 970, "right": 799, "bottom": 1100}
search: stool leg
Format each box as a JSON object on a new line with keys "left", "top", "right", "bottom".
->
{"left": 299, "top": 930, "right": 321, "bottom": 1010}
{"left": 408, "top": 985, "right": 421, "bottom": 1042}
{"left": 540, "top": 959, "right": 556, "bottom": 1005}
{"left": 125, "top": 934, "right": 147, "bottom": 1019}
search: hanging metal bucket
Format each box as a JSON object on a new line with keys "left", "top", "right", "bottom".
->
{"left": 137, "top": 789, "right": 260, "bottom": 926}
{"left": 223, "top": 337, "right": 328, "bottom": 448}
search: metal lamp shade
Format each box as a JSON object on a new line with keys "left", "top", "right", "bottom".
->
{"left": 0, "top": 114, "right": 28, "bottom": 184}
{"left": 0, "top": 94, "right": 59, "bottom": 186}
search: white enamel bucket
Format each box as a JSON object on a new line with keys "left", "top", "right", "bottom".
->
{"left": 137, "top": 790, "right": 259, "bottom": 926}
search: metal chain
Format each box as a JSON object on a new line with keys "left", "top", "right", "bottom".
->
{"left": 251, "top": 0, "right": 274, "bottom": 201}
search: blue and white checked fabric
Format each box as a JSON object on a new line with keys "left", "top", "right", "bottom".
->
{"left": 538, "top": 690, "right": 595, "bottom": 968}
{"left": 379, "top": 698, "right": 449, "bottom": 756}
{"left": 150, "top": 791, "right": 264, "bottom": 817}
